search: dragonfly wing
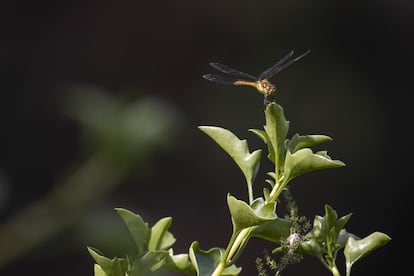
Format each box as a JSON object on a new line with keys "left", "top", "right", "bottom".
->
{"left": 259, "top": 50, "right": 310, "bottom": 80}
{"left": 203, "top": 74, "right": 239, "bottom": 85}
{"left": 259, "top": 51, "right": 294, "bottom": 80}
{"left": 209, "top": 62, "right": 258, "bottom": 80}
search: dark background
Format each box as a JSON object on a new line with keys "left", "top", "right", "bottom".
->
{"left": 0, "top": 0, "right": 412, "bottom": 275}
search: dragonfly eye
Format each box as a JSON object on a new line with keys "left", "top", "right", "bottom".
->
{"left": 261, "top": 80, "right": 276, "bottom": 94}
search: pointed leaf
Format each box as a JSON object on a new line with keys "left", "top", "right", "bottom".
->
{"left": 250, "top": 218, "right": 292, "bottom": 243}
{"left": 287, "top": 134, "right": 333, "bottom": 153}
{"left": 337, "top": 229, "right": 357, "bottom": 249}
{"left": 88, "top": 247, "right": 128, "bottom": 276}
{"left": 251, "top": 197, "right": 277, "bottom": 218}
{"left": 115, "top": 208, "right": 151, "bottom": 255}
{"left": 137, "top": 251, "right": 172, "bottom": 273}
{"left": 299, "top": 239, "right": 324, "bottom": 259}
{"left": 222, "top": 265, "right": 242, "bottom": 275}
{"left": 262, "top": 102, "right": 290, "bottom": 168}
{"left": 94, "top": 264, "right": 109, "bottom": 276}
{"left": 149, "top": 217, "right": 175, "bottom": 251}
{"left": 284, "top": 148, "right": 345, "bottom": 183}
{"left": 309, "top": 215, "right": 327, "bottom": 240}
{"left": 189, "top": 241, "right": 223, "bottom": 275}
{"left": 189, "top": 242, "right": 241, "bottom": 276}
{"left": 331, "top": 213, "right": 352, "bottom": 246}
{"left": 228, "top": 194, "right": 276, "bottom": 232}
{"left": 249, "top": 129, "right": 275, "bottom": 163}
{"left": 170, "top": 254, "right": 196, "bottom": 275}
{"left": 199, "top": 126, "right": 262, "bottom": 186}
{"left": 344, "top": 232, "right": 391, "bottom": 268}
{"left": 325, "top": 204, "right": 338, "bottom": 232}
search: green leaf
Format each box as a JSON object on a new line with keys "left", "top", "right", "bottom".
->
{"left": 189, "top": 242, "right": 241, "bottom": 276}
{"left": 189, "top": 241, "right": 223, "bottom": 275}
{"left": 337, "top": 229, "right": 357, "bottom": 250}
{"left": 306, "top": 206, "right": 352, "bottom": 249}
{"left": 344, "top": 232, "right": 391, "bottom": 272}
{"left": 199, "top": 126, "right": 262, "bottom": 201}
{"left": 149, "top": 217, "right": 176, "bottom": 251}
{"left": 284, "top": 148, "right": 345, "bottom": 184}
{"left": 115, "top": 208, "right": 151, "bottom": 255}
{"left": 287, "top": 134, "right": 333, "bottom": 153}
{"left": 170, "top": 254, "right": 196, "bottom": 275}
{"left": 88, "top": 247, "right": 128, "bottom": 276}
{"left": 249, "top": 129, "right": 275, "bottom": 163}
{"left": 309, "top": 215, "right": 327, "bottom": 240}
{"left": 221, "top": 265, "right": 242, "bottom": 275}
{"left": 299, "top": 239, "right": 324, "bottom": 259}
{"left": 325, "top": 204, "right": 338, "bottom": 232}
{"left": 262, "top": 102, "right": 290, "bottom": 169}
{"left": 250, "top": 218, "right": 292, "bottom": 243}
{"left": 331, "top": 213, "right": 352, "bottom": 247}
{"left": 227, "top": 194, "right": 276, "bottom": 232}
{"left": 132, "top": 251, "right": 172, "bottom": 274}
{"left": 250, "top": 197, "right": 277, "bottom": 218}
{"left": 94, "top": 264, "right": 109, "bottom": 276}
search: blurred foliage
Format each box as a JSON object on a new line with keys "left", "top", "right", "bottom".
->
{"left": 0, "top": 86, "right": 183, "bottom": 268}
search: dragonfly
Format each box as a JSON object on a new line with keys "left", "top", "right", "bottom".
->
{"left": 203, "top": 50, "right": 311, "bottom": 105}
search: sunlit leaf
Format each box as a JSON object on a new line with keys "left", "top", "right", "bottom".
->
{"left": 227, "top": 194, "right": 276, "bottom": 232}
{"left": 299, "top": 239, "right": 323, "bottom": 259}
{"left": 88, "top": 247, "right": 127, "bottom": 276}
{"left": 149, "top": 217, "right": 175, "bottom": 251}
{"left": 199, "top": 126, "right": 262, "bottom": 197}
{"left": 134, "top": 251, "right": 172, "bottom": 274}
{"left": 170, "top": 254, "right": 196, "bottom": 275}
{"left": 249, "top": 129, "right": 275, "bottom": 163}
{"left": 287, "top": 134, "right": 333, "bottom": 153}
{"left": 325, "top": 204, "right": 338, "bottom": 232}
{"left": 115, "top": 208, "right": 151, "bottom": 255}
{"left": 250, "top": 218, "right": 291, "bottom": 243}
{"left": 94, "top": 264, "right": 109, "bottom": 276}
{"left": 344, "top": 232, "right": 391, "bottom": 272}
{"left": 262, "top": 102, "right": 290, "bottom": 168}
{"left": 189, "top": 241, "right": 223, "bottom": 275}
{"left": 284, "top": 148, "right": 345, "bottom": 184}
{"left": 250, "top": 197, "right": 276, "bottom": 218}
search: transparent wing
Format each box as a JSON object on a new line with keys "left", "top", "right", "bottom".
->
{"left": 203, "top": 74, "right": 239, "bottom": 85}
{"left": 209, "top": 62, "right": 258, "bottom": 80}
{"left": 259, "top": 50, "right": 310, "bottom": 80}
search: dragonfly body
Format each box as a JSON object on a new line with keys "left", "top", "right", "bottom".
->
{"left": 203, "top": 50, "right": 310, "bottom": 105}
{"left": 233, "top": 79, "right": 276, "bottom": 97}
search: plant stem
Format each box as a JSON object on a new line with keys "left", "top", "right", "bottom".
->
{"left": 330, "top": 264, "right": 341, "bottom": 276}
{"left": 212, "top": 228, "right": 252, "bottom": 276}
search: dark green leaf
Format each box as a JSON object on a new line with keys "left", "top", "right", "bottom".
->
{"left": 324, "top": 204, "right": 338, "bottom": 232}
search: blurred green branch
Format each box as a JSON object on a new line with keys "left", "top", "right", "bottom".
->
{"left": 0, "top": 87, "right": 183, "bottom": 267}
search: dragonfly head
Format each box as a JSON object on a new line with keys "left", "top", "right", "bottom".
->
{"left": 257, "top": 79, "right": 276, "bottom": 97}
